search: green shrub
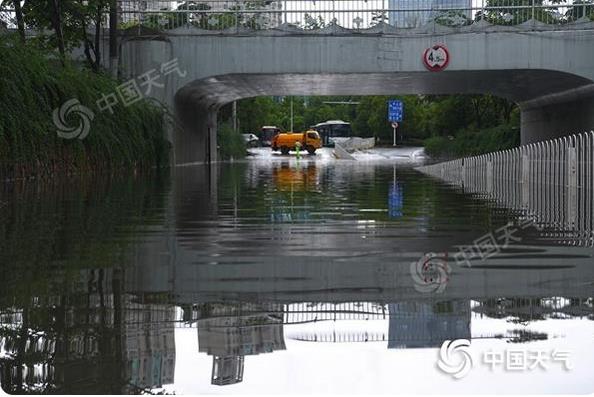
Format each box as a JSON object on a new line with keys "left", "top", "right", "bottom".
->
{"left": 217, "top": 122, "right": 246, "bottom": 160}
{"left": 424, "top": 123, "right": 520, "bottom": 159}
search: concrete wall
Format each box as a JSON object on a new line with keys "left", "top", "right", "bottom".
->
{"left": 114, "top": 25, "right": 594, "bottom": 164}
{"left": 520, "top": 85, "right": 594, "bottom": 144}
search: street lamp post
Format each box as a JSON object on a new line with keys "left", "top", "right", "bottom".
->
{"left": 290, "top": 97, "right": 294, "bottom": 132}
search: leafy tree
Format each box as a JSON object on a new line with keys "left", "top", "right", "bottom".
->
{"left": 565, "top": 0, "right": 594, "bottom": 20}
{"left": 1, "top": 0, "right": 26, "bottom": 42}
{"left": 232, "top": 92, "right": 518, "bottom": 156}
{"left": 483, "top": 0, "right": 569, "bottom": 25}
{"left": 301, "top": 13, "right": 325, "bottom": 29}
{"left": 370, "top": 11, "right": 387, "bottom": 26}
{"left": 177, "top": 1, "right": 211, "bottom": 28}
{"left": 18, "top": 0, "right": 109, "bottom": 70}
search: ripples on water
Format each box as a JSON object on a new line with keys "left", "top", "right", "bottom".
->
{"left": 0, "top": 150, "right": 592, "bottom": 394}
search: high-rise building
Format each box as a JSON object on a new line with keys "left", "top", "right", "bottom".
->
{"left": 388, "top": 0, "right": 472, "bottom": 28}
{"left": 119, "top": 1, "right": 175, "bottom": 24}
{"left": 118, "top": 1, "right": 283, "bottom": 29}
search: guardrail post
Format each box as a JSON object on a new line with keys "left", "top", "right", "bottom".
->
{"left": 521, "top": 152, "right": 530, "bottom": 206}
{"left": 486, "top": 159, "right": 494, "bottom": 193}
{"left": 567, "top": 144, "right": 578, "bottom": 228}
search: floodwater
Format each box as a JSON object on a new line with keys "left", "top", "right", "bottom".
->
{"left": 0, "top": 147, "right": 592, "bottom": 394}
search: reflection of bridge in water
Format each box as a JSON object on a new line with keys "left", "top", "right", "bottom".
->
{"left": 117, "top": 155, "right": 594, "bottom": 305}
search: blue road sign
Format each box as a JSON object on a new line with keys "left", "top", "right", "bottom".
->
{"left": 388, "top": 99, "right": 403, "bottom": 122}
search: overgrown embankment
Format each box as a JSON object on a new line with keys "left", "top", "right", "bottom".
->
{"left": 0, "top": 35, "right": 170, "bottom": 180}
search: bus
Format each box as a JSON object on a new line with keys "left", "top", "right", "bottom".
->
{"left": 312, "top": 120, "right": 352, "bottom": 146}
{"left": 259, "top": 126, "right": 281, "bottom": 147}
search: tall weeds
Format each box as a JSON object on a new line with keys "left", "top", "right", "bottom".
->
{"left": 0, "top": 34, "right": 170, "bottom": 180}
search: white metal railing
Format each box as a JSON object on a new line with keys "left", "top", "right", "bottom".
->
{"left": 287, "top": 330, "right": 388, "bottom": 342}
{"left": 116, "top": 0, "right": 594, "bottom": 31}
{"left": 416, "top": 131, "right": 594, "bottom": 247}
{"left": 1, "top": 0, "right": 592, "bottom": 32}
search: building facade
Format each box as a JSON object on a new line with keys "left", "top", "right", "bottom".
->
{"left": 388, "top": 0, "right": 472, "bottom": 28}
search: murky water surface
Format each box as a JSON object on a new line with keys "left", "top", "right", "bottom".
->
{"left": 0, "top": 148, "right": 593, "bottom": 394}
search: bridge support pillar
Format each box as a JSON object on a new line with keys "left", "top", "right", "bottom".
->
{"left": 520, "top": 88, "right": 594, "bottom": 145}
{"left": 173, "top": 100, "right": 218, "bottom": 165}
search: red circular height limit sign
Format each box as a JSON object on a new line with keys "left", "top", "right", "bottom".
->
{"left": 423, "top": 44, "right": 450, "bottom": 71}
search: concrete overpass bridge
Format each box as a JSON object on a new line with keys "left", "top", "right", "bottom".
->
{"left": 86, "top": 2, "right": 594, "bottom": 164}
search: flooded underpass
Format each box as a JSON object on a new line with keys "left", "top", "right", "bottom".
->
{"left": 1, "top": 147, "right": 593, "bottom": 394}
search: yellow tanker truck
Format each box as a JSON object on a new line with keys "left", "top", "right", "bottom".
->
{"left": 271, "top": 130, "right": 322, "bottom": 155}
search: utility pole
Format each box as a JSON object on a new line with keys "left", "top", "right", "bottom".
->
{"left": 290, "top": 97, "right": 294, "bottom": 132}
{"left": 232, "top": 101, "right": 238, "bottom": 132}
{"left": 109, "top": 0, "right": 118, "bottom": 77}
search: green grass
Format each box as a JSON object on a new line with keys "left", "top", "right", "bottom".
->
{"left": 0, "top": 34, "right": 170, "bottom": 180}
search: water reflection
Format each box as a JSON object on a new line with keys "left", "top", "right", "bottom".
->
{"left": 195, "top": 303, "right": 286, "bottom": 386}
{"left": 1, "top": 154, "right": 593, "bottom": 393}
{"left": 2, "top": 292, "right": 593, "bottom": 391}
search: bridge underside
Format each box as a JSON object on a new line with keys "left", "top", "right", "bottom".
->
{"left": 174, "top": 69, "right": 594, "bottom": 164}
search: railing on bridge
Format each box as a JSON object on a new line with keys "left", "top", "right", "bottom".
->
{"left": 416, "top": 131, "right": 594, "bottom": 247}
{"left": 1, "top": 1, "right": 593, "bottom": 33}
{"left": 180, "top": 301, "right": 389, "bottom": 325}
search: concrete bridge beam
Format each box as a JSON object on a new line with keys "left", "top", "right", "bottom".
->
{"left": 174, "top": 96, "right": 218, "bottom": 164}
{"left": 107, "top": 28, "right": 594, "bottom": 164}
{"left": 520, "top": 85, "right": 594, "bottom": 144}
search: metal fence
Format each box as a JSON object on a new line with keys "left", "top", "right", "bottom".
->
{"left": 116, "top": 0, "right": 594, "bottom": 31}
{"left": 416, "top": 131, "right": 594, "bottom": 247}
{"left": 1, "top": 0, "right": 592, "bottom": 32}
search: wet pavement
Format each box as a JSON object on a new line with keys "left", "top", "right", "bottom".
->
{"left": 0, "top": 148, "right": 592, "bottom": 394}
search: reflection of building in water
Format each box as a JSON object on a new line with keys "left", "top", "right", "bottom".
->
{"left": 387, "top": 300, "right": 471, "bottom": 348}
{"left": 473, "top": 297, "right": 594, "bottom": 322}
{"left": 124, "top": 302, "right": 176, "bottom": 389}
{"left": 195, "top": 303, "right": 285, "bottom": 386}
{"left": 0, "top": 269, "right": 176, "bottom": 394}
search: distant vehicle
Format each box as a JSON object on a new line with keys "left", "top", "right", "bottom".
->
{"left": 259, "top": 126, "right": 281, "bottom": 147}
{"left": 312, "top": 120, "right": 352, "bottom": 146}
{"left": 242, "top": 133, "right": 259, "bottom": 147}
{"left": 271, "top": 130, "right": 322, "bottom": 155}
